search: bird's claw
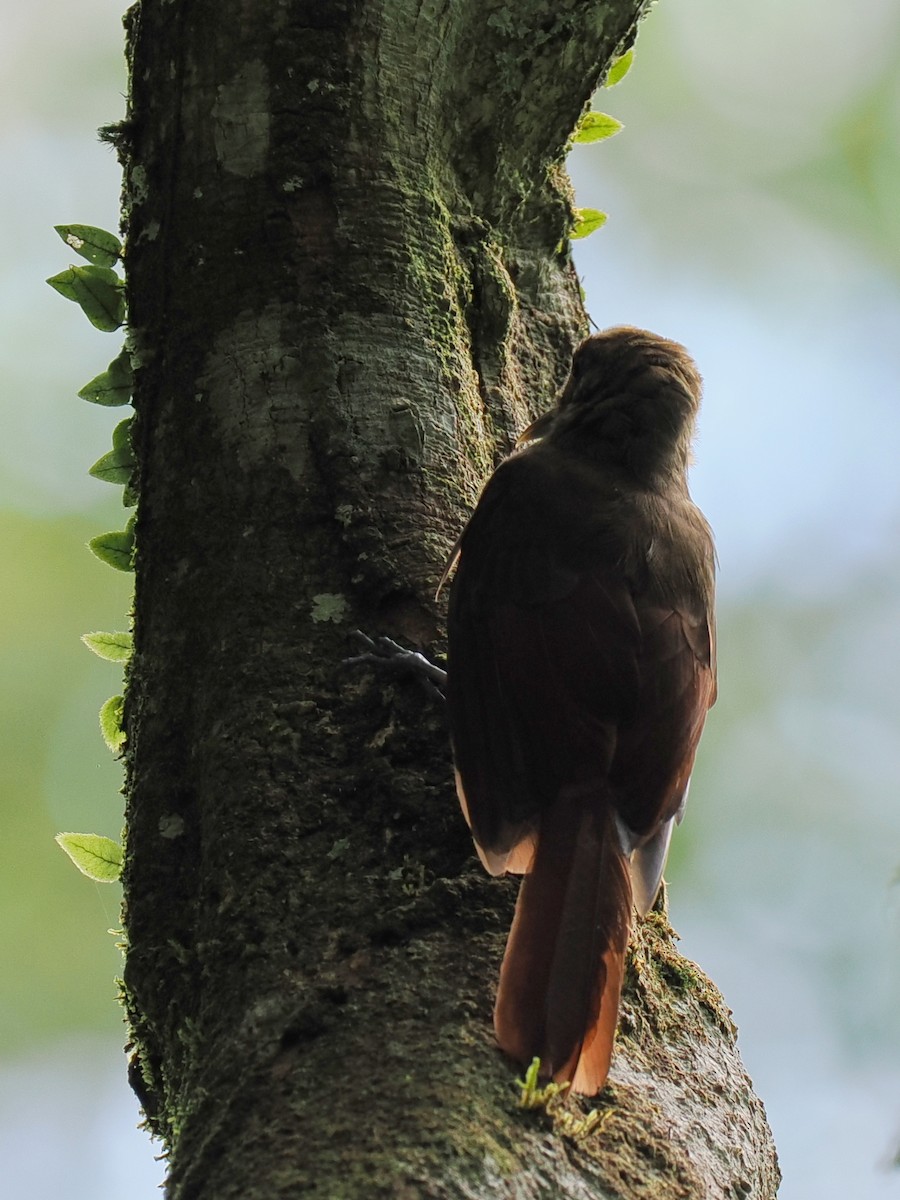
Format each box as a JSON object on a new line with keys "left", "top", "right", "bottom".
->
{"left": 344, "top": 630, "right": 447, "bottom": 700}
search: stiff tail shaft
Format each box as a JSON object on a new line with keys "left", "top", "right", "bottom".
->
{"left": 493, "top": 790, "right": 632, "bottom": 1094}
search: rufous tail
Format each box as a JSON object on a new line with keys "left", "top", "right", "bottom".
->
{"left": 493, "top": 789, "right": 632, "bottom": 1094}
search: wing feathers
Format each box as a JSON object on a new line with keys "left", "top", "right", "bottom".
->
{"left": 450, "top": 573, "right": 712, "bottom": 866}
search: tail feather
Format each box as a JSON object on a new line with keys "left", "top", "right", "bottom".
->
{"left": 493, "top": 789, "right": 632, "bottom": 1094}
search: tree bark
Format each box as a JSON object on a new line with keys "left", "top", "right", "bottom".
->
{"left": 119, "top": 1, "right": 780, "bottom": 1196}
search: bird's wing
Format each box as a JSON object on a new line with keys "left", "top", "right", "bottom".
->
{"left": 446, "top": 452, "right": 715, "bottom": 876}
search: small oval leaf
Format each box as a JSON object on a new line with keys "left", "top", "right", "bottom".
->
{"left": 88, "top": 527, "right": 134, "bottom": 572}
{"left": 54, "top": 224, "right": 122, "bottom": 268}
{"left": 111, "top": 418, "right": 132, "bottom": 451}
{"left": 604, "top": 49, "right": 634, "bottom": 88}
{"left": 81, "top": 631, "right": 133, "bottom": 663}
{"left": 78, "top": 349, "right": 133, "bottom": 407}
{"left": 46, "top": 265, "right": 125, "bottom": 332}
{"left": 89, "top": 419, "right": 135, "bottom": 485}
{"left": 100, "top": 695, "right": 126, "bottom": 752}
{"left": 55, "top": 833, "right": 123, "bottom": 883}
{"left": 89, "top": 449, "right": 134, "bottom": 485}
{"left": 573, "top": 112, "right": 624, "bottom": 144}
{"left": 571, "top": 208, "right": 608, "bottom": 240}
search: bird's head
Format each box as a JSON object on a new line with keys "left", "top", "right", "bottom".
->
{"left": 525, "top": 327, "right": 703, "bottom": 485}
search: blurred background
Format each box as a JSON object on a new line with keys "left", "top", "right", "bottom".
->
{"left": 2, "top": 0, "right": 898, "bottom": 1196}
{"left": 570, "top": 3, "right": 900, "bottom": 1196}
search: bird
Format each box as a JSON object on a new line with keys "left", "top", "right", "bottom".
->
{"left": 444, "top": 326, "right": 717, "bottom": 1095}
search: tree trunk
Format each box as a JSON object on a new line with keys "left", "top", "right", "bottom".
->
{"left": 119, "top": 1, "right": 780, "bottom": 1196}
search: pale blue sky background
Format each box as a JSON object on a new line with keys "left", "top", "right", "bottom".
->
{"left": 2, "top": 1, "right": 899, "bottom": 1197}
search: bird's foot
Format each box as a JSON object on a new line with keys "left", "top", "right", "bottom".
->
{"left": 344, "top": 631, "right": 447, "bottom": 700}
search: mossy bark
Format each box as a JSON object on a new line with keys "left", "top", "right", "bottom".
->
{"left": 118, "top": 1, "right": 779, "bottom": 1196}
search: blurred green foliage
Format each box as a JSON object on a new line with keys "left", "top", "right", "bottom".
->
{"left": 0, "top": 510, "right": 131, "bottom": 1052}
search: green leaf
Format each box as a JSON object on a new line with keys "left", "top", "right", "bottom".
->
{"left": 88, "top": 525, "right": 134, "bottom": 572}
{"left": 54, "top": 224, "right": 122, "bottom": 268}
{"left": 78, "top": 349, "right": 133, "bottom": 407}
{"left": 111, "top": 417, "right": 132, "bottom": 451}
{"left": 571, "top": 208, "right": 608, "bottom": 239}
{"left": 122, "top": 482, "right": 139, "bottom": 508}
{"left": 89, "top": 449, "right": 134, "bottom": 485}
{"left": 46, "top": 265, "right": 125, "bottom": 332}
{"left": 55, "top": 833, "right": 123, "bottom": 883}
{"left": 573, "top": 112, "right": 624, "bottom": 144}
{"left": 604, "top": 48, "right": 634, "bottom": 88}
{"left": 89, "top": 419, "right": 135, "bottom": 485}
{"left": 100, "top": 695, "right": 126, "bottom": 752}
{"left": 81, "top": 631, "right": 133, "bottom": 663}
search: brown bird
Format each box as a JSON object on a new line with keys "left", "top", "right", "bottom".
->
{"left": 445, "top": 326, "right": 717, "bottom": 1094}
